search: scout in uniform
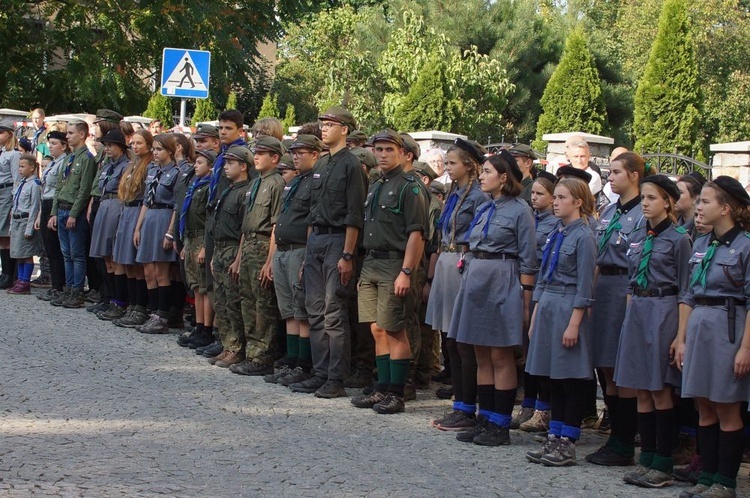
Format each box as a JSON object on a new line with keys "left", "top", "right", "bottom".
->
{"left": 426, "top": 138, "right": 489, "bottom": 431}
{"left": 35, "top": 130, "right": 68, "bottom": 302}
{"left": 449, "top": 151, "right": 537, "bottom": 446}
{"left": 676, "top": 174, "right": 706, "bottom": 241}
{"left": 0, "top": 119, "right": 21, "bottom": 289}
{"left": 351, "top": 130, "right": 427, "bottom": 414}
{"left": 49, "top": 120, "right": 97, "bottom": 308}
{"left": 674, "top": 177, "right": 750, "bottom": 498}
{"left": 6, "top": 154, "right": 43, "bottom": 294}
{"left": 345, "top": 130, "right": 368, "bottom": 149}
{"left": 176, "top": 150, "right": 215, "bottom": 349}
{"left": 194, "top": 123, "right": 221, "bottom": 154}
{"left": 290, "top": 107, "right": 368, "bottom": 398}
{"left": 587, "top": 152, "right": 647, "bottom": 467}
{"left": 611, "top": 175, "right": 691, "bottom": 488}
{"left": 228, "top": 136, "right": 285, "bottom": 376}
{"left": 134, "top": 134, "right": 179, "bottom": 334}
{"left": 277, "top": 153, "right": 297, "bottom": 184}
{"left": 525, "top": 177, "right": 597, "bottom": 466}
{"left": 206, "top": 146, "right": 252, "bottom": 368}
{"left": 267, "top": 135, "right": 322, "bottom": 386}
{"left": 509, "top": 144, "right": 539, "bottom": 206}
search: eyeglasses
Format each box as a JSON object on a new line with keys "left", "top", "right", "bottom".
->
{"left": 318, "top": 121, "right": 342, "bottom": 130}
{"left": 291, "top": 150, "right": 311, "bottom": 157}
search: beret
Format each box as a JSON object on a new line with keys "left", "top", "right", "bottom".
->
{"left": 712, "top": 175, "right": 750, "bottom": 207}
{"left": 641, "top": 174, "right": 681, "bottom": 202}
{"left": 556, "top": 165, "right": 592, "bottom": 184}
{"left": 499, "top": 149, "right": 523, "bottom": 183}
{"left": 453, "top": 138, "right": 485, "bottom": 165}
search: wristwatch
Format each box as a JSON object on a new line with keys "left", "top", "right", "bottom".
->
{"left": 342, "top": 252, "right": 353, "bottom": 262}
{"left": 401, "top": 267, "right": 412, "bottom": 276}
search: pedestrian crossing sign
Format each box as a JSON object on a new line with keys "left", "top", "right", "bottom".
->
{"left": 160, "top": 48, "right": 211, "bottom": 99}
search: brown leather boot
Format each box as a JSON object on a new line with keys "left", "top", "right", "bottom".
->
{"left": 208, "top": 350, "right": 229, "bottom": 365}
{"left": 215, "top": 350, "right": 245, "bottom": 368}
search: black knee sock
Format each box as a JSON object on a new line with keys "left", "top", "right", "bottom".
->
{"left": 99, "top": 263, "right": 112, "bottom": 300}
{"left": 137, "top": 279, "right": 149, "bottom": 308}
{"left": 147, "top": 287, "right": 159, "bottom": 312}
{"left": 697, "top": 423, "right": 720, "bottom": 486}
{"left": 158, "top": 285, "right": 171, "bottom": 316}
{"left": 524, "top": 372, "right": 539, "bottom": 401}
{"left": 458, "top": 342, "right": 477, "bottom": 405}
{"left": 477, "top": 384, "right": 494, "bottom": 416}
{"left": 494, "top": 388, "right": 517, "bottom": 419}
{"left": 440, "top": 332, "right": 450, "bottom": 375}
{"left": 0, "top": 249, "right": 15, "bottom": 277}
{"left": 171, "top": 280, "right": 186, "bottom": 310}
{"left": 550, "top": 379, "right": 565, "bottom": 424}
{"left": 538, "top": 376, "right": 551, "bottom": 404}
{"left": 716, "top": 428, "right": 745, "bottom": 488}
{"left": 127, "top": 278, "right": 138, "bottom": 307}
{"left": 655, "top": 408, "right": 675, "bottom": 458}
{"left": 638, "top": 411, "right": 657, "bottom": 465}
{"left": 113, "top": 274, "right": 129, "bottom": 306}
{"left": 446, "top": 339, "right": 464, "bottom": 402}
{"left": 619, "top": 397, "right": 638, "bottom": 448}
{"left": 604, "top": 394, "right": 621, "bottom": 440}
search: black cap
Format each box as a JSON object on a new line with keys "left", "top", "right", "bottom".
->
{"left": 98, "top": 129, "right": 128, "bottom": 147}
{"left": 18, "top": 137, "right": 32, "bottom": 152}
{"left": 712, "top": 176, "right": 750, "bottom": 206}
{"left": 453, "top": 138, "right": 485, "bottom": 165}
{"left": 536, "top": 170, "right": 556, "bottom": 183}
{"left": 499, "top": 149, "right": 523, "bottom": 183}
{"left": 556, "top": 165, "right": 592, "bottom": 184}
{"left": 641, "top": 174, "right": 681, "bottom": 202}
{"left": 47, "top": 131, "right": 67, "bottom": 142}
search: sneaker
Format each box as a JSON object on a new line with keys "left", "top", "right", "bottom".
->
{"left": 519, "top": 410, "right": 550, "bottom": 432}
{"left": 673, "top": 433, "right": 697, "bottom": 466}
{"left": 201, "top": 340, "right": 224, "bottom": 358}
{"left": 138, "top": 314, "right": 169, "bottom": 334}
{"left": 457, "top": 415, "right": 488, "bottom": 443}
{"left": 98, "top": 303, "right": 127, "bottom": 321}
{"left": 473, "top": 423, "right": 511, "bottom": 446}
{"left": 436, "top": 411, "right": 476, "bottom": 432}
{"left": 30, "top": 274, "right": 51, "bottom": 288}
{"left": 632, "top": 468, "right": 673, "bottom": 488}
{"left": 263, "top": 365, "right": 293, "bottom": 384}
{"left": 84, "top": 289, "right": 101, "bottom": 303}
{"left": 215, "top": 351, "right": 245, "bottom": 368}
{"left": 527, "top": 434, "right": 559, "bottom": 464}
{"left": 229, "top": 360, "right": 273, "bottom": 376}
{"left": 344, "top": 369, "right": 373, "bottom": 388}
{"left": 598, "top": 408, "right": 611, "bottom": 434}
{"left": 290, "top": 375, "right": 327, "bottom": 394}
{"left": 373, "top": 394, "right": 405, "bottom": 414}
{"left": 435, "top": 385, "right": 454, "bottom": 400}
{"left": 351, "top": 390, "right": 387, "bottom": 409}
{"left": 176, "top": 329, "right": 195, "bottom": 347}
{"left": 314, "top": 380, "right": 347, "bottom": 399}
{"left": 37, "top": 288, "right": 61, "bottom": 301}
{"left": 510, "top": 406, "right": 534, "bottom": 429}
{"left": 187, "top": 329, "right": 214, "bottom": 349}
{"left": 86, "top": 300, "right": 109, "bottom": 313}
{"left": 50, "top": 288, "right": 71, "bottom": 307}
{"left": 674, "top": 455, "right": 702, "bottom": 484}
{"left": 585, "top": 445, "right": 635, "bottom": 466}
{"left": 623, "top": 464, "right": 651, "bottom": 485}
{"left": 693, "top": 483, "right": 737, "bottom": 498}
{"left": 540, "top": 436, "right": 576, "bottom": 467}
{"left": 679, "top": 483, "right": 711, "bottom": 498}
{"left": 279, "top": 366, "right": 312, "bottom": 387}
{"left": 62, "top": 289, "right": 86, "bottom": 308}
{"left": 6, "top": 281, "right": 31, "bottom": 294}
{"left": 0, "top": 273, "right": 12, "bottom": 289}
{"left": 114, "top": 308, "right": 150, "bottom": 328}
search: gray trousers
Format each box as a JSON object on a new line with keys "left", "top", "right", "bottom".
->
{"left": 304, "top": 232, "right": 353, "bottom": 381}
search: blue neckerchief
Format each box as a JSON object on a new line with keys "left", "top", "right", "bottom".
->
{"left": 465, "top": 201, "right": 496, "bottom": 242}
{"left": 63, "top": 154, "right": 75, "bottom": 179}
{"left": 208, "top": 138, "right": 246, "bottom": 203}
{"left": 541, "top": 228, "right": 566, "bottom": 282}
{"left": 32, "top": 125, "right": 46, "bottom": 149}
{"left": 179, "top": 176, "right": 210, "bottom": 239}
{"left": 437, "top": 191, "right": 459, "bottom": 229}
{"left": 13, "top": 178, "right": 26, "bottom": 211}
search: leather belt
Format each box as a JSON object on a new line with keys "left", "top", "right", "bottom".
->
{"left": 367, "top": 250, "right": 405, "bottom": 259}
{"left": 312, "top": 225, "right": 346, "bottom": 234}
{"left": 124, "top": 200, "right": 142, "bottom": 207}
{"left": 632, "top": 287, "right": 678, "bottom": 298}
{"left": 694, "top": 297, "right": 747, "bottom": 344}
{"left": 101, "top": 192, "right": 118, "bottom": 200}
{"left": 147, "top": 203, "right": 174, "bottom": 210}
{"left": 12, "top": 212, "right": 29, "bottom": 219}
{"left": 441, "top": 244, "right": 469, "bottom": 253}
{"left": 0, "top": 182, "right": 13, "bottom": 189}
{"left": 472, "top": 251, "right": 518, "bottom": 260}
{"left": 599, "top": 266, "right": 629, "bottom": 276}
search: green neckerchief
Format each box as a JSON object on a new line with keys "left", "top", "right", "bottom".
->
{"left": 690, "top": 224, "right": 742, "bottom": 288}
{"left": 634, "top": 218, "right": 671, "bottom": 289}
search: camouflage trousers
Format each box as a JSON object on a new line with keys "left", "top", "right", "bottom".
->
{"left": 212, "top": 240, "right": 243, "bottom": 353}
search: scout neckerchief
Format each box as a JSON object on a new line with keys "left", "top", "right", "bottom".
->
{"left": 145, "top": 168, "right": 163, "bottom": 206}
{"left": 246, "top": 176, "right": 262, "bottom": 210}
{"left": 598, "top": 195, "right": 640, "bottom": 254}
{"left": 179, "top": 175, "right": 210, "bottom": 239}
{"left": 437, "top": 189, "right": 459, "bottom": 229}
{"left": 690, "top": 224, "right": 742, "bottom": 288}
{"left": 32, "top": 125, "right": 46, "bottom": 150}
{"left": 208, "top": 138, "right": 245, "bottom": 203}
{"left": 43, "top": 154, "right": 64, "bottom": 187}
{"left": 13, "top": 178, "right": 26, "bottom": 211}
{"left": 466, "top": 197, "right": 503, "bottom": 242}
{"left": 63, "top": 154, "right": 75, "bottom": 179}
{"left": 282, "top": 174, "right": 304, "bottom": 214}
{"left": 635, "top": 217, "right": 671, "bottom": 289}
{"left": 541, "top": 226, "right": 565, "bottom": 282}
{"left": 101, "top": 155, "right": 126, "bottom": 193}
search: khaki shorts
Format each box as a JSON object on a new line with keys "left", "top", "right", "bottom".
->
{"left": 358, "top": 257, "right": 413, "bottom": 332}
{"left": 184, "top": 235, "right": 208, "bottom": 293}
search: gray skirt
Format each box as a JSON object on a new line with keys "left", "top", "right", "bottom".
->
{"left": 682, "top": 305, "right": 750, "bottom": 403}
{"left": 89, "top": 198, "right": 123, "bottom": 258}
{"left": 136, "top": 208, "right": 177, "bottom": 263}
{"left": 525, "top": 285, "right": 593, "bottom": 379}
{"left": 614, "top": 296, "right": 681, "bottom": 391}
{"left": 591, "top": 273, "right": 629, "bottom": 368}
{"left": 448, "top": 257, "right": 524, "bottom": 347}
{"left": 113, "top": 206, "right": 140, "bottom": 265}
{"left": 0, "top": 187, "right": 11, "bottom": 237}
{"left": 424, "top": 252, "right": 461, "bottom": 331}
{"left": 9, "top": 218, "right": 43, "bottom": 259}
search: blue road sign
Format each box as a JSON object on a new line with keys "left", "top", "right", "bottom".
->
{"left": 160, "top": 48, "right": 211, "bottom": 99}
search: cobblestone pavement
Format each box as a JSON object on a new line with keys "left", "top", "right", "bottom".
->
{"left": 0, "top": 292, "right": 748, "bottom": 497}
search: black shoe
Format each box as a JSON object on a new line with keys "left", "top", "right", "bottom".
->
{"left": 196, "top": 338, "right": 219, "bottom": 355}
{"left": 585, "top": 445, "right": 635, "bottom": 466}
{"left": 457, "top": 415, "right": 488, "bottom": 443}
{"left": 344, "top": 369, "right": 373, "bottom": 388}
{"left": 176, "top": 329, "right": 195, "bottom": 347}
{"left": 229, "top": 360, "right": 274, "bottom": 376}
{"left": 0, "top": 274, "right": 13, "bottom": 289}
{"left": 279, "top": 366, "right": 312, "bottom": 387}
{"left": 351, "top": 390, "right": 387, "bottom": 408}
{"left": 436, "top": 385, "right": 454, "bottom": 400}
{"left": 37, "top": 288, "right": 61, "bottom": 302}
{"left": 86, "top": 301, "right": 109, "bottom": 313}
{"left": 83, "top": 289, "right": 101, "bottom": 303}
{"left": 290, "top": 375, "right": 327, "bottom": 394}
{"left": 201, "top": 340, "right": 223, "bottom": 358}
{"left": 167, "top": 311, "right": 184, "bottom": 329}
{"left": 263, "top": 365, "right": 293, "bottom": 384}
{"left": 432, "top": 369, "right": 452, "bottom": 384}
{"left": 315, "top": 380, "right": 347, "bottom": 399}
{"left": 373, "top": 394, "right": 405, "bottom": 414}
{"left": 473, "top": 423, "right": 511, "bottom": 446}
{"left": 273, "top": 356, "right": 294, "bottom": 369}
{"left": 188, "top": 330, "right": 214, "bottom": 349}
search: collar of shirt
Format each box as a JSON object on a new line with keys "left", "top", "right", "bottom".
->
{"left": 646, "top": 217, "right": 672, "bottom": 236}
{"left": 536, "top": 208, "right": 554, "bottom": 220}
{"left": 711, "top": 224, "right": 743, "bottom": 247}
{"left": 616, "top": 195, "right": 640, "bottom": 214}
{"left": 259, "top": 169, "right": 281, "bottom": 180}
{"left": 491, "top": 194, "right": 512, "bottom": 207}
{"left": 230, "top": 179, "right": 250, "bottom": 189}
{"left": 380, "top": 166, "right": 403, "bottom": 181}
{"left": 561, "top": 217, "right": 585, "bottom": 232}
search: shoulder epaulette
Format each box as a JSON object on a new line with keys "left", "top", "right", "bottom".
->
{"left": 674, "top": 226, "right": 688, "bottom": 235}
{"left": 86, "top": 151, "right": 94, "bottom": 158}
{"left": 34, "top": 179, "right": 42, "bottom": 186}
{"left": 403, "top": 174, "right": 417, "bottom": 183}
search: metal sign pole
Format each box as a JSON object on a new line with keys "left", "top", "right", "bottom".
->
{"left": 179, "top": 98, "right": 187, "bottom": 128}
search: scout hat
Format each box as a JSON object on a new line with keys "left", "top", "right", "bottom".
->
{"left": 556, "top": 165, "right": 592, "bottom": 184}
{"left": 346, "top": 130, "right": 368, "bottom": 144}
{"left": 536, "top": 170, "right": 557, "bottom": 183}
{"left": 712, "top": 176, "right": 750, "bottom": 206}
{"left": 196, "top": 149, "right": 217, "bottom": 165}
{"left": 252, "top": 136, "right": 285, "bottom": 157}
{"left": 499, "top": 149, "right": 524, "bottom": 183}
{"left": 98, "top": 129, "right": 128, "bottom": 147}
{"left": 400, "top": 133, "right": 421, "bottom": 160}
{"left": 372, "top": 129, "right": 404, "bottom": 148}
{"left": 18, "top": 137, "right": 33, "bottom": 152}
{"left": 0, "top": 119, "right": 15, "bottom": 133}
{"left": 224, "top": 145, "right": 253, "bottom": 166}
{"left": 93, "top": 109, "right": 124, "bottom": 124}
{"left": 351, "top": 147, "right": 377, "bottom": 170}
{"left": 641, "top": 174, "right": 681, "bottom": 203}
{"left": 509, "top": 143, "right": 539, "bottom": 160}
{"left": 429, "top": 182, "right": 447, "bottom": 197}
{"left": 278, "top": 153, "right": 296, "bottom": 170}
{"left": 194, "top": 123, "right": 220, "bottom": 139}
{"left": 318, "top": 106, "right": 357, "bottom": 131}
{"left": 453, "top": 138, "right": 486, "bottom": 165}
{"left": 47, "top": 130, "right": 67, "bottom": 142}
{"left": 289, "top": 134, "right": 323, "bottom": 152}
{"left": 414, "top": 161, "right": 438, "bottom": 181}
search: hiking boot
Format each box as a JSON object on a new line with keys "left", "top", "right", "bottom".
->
{"left": 473, "top": 423, "right": 510, "bottom": 446}
{"left": 315, "top": 380, "right": 347, "bottom": 399}
{"left": 435, "top": 385, "right": 453, "bottom": 400}
{"left": 585, "top": 445, "right": 635, "bottom": 466}
{"left": 540, "top": 436, "right": 576, "bottom": 466}
{"left": 436, "top": 411, "right": 476, "bottom": 432}
{"left": 674, "top": 455, "right": 702, "bottom": 484}
{"left": 519, "top": 410, "right": 550, "bottom": 433}
{"left": 30, "top": 274, "right": 51, "bottom": 288}
{"left": 215, "top": 350, "right": 244, "bottom": 368}
{"left": 623, "top": 464, "right": 651, "bottom": 485}
{"left": 114, "top": 308, "right": 149, "bottom": 328}
{"left": 344, "top": 368, "right": 373, "bottom": 388}
{"left": 84, "top": 289, "right": 101, "bottom": 303}
{"left": 510, "top": 406, "right": 534, "bottom": 429}
{"left": 457, "top": 415, "right": 488, "bottom": 443}
{"left": 632, "top": 469, "right": 673, "bottom": 488}
{"left": 290, "top": 375, "right": 327, "bottom": 394}
{"left": 188, "top": 329, "right": 214, "bottom": 349}
{"left": 0, "top": 273, "right": 12, "bottom": 289}
{"left": 86, "top": 300, "right": 109, "bottom": 313}
{"left": 229, "top": 360, "right": 272, "bottom": 376}
{"left": 37, "top": 288, "right": 61, "bottom": 301}
{"left": 98, "top": 303, "right": 127, "bottom": 321}
{"left": 527, "top": 434, "right": 559, "bottom": 464}
{"left": 679, "top": 484, "right": 711, "bottom": 498}
{"left": 207, "top": 350, "right": 229, "bottom": 365}
{"left": 373, "top": 394, "right": 405, "bottom": 414}
{"left": 176, "top": 329, "right": 195, "bottom": 347}
{"left": 62, "top": 289, "right": 86, "bottom": 308}
{"left": 50, "top": 288, "right": 71, "bottom": 307}
{"left": 414, "top": 372, "right": 431, "bottom": 389}
{"left": 693, "top": 483, "right": 737, "bottom": 498}
{"left": 138, "top": 314, "right": 169, "bottom": 334}
{"left": 279, "top": 366, "right": 311, "bottom": 387}
{"left": 263, "top": 365, "right": 292, "bottom": 383}
{"left": 6, "top": 281, "right": 30, "bottom": 294}
{"left": 351, "top": 390, "right": 387, "bottom": 409}
{"left": 201, "top": 340, "right": 223, "bottom": 358}
{"left": 167, "top": 310, "right": 184, "bottom": 329}
{"left": 673, "top": 433, "right": 697, "bottom": 466}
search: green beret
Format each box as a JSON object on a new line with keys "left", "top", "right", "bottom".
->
{"left": 252, "top": 136, "right": 285, "bottom": 157}
{"left": 94, "top": 109, "right": 123, "bottom": 124}
{"left": 399, "top": 133, "right": 421, "bottom": 160}
{"left": 351, "top": 147, "right": 377, "bottom": 169}
{"left": 509, "top": 144, "right": 539, "bottom": 160}
{"left": 290, "top": 134, "right": 323, "bottom": 152}
{"left": 194, "top": 123, "right": 220, "bottom": 139}
{"left": 224, "top": 145, "right": 253, "bottom": 166}
{"left": 414, "top": 160, "right": 438, "bottom": 181}
{"left": 319, "top": 106, "right": 357, "bottom": 131}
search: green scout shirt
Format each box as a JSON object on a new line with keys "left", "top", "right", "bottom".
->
{"left": 363, "top": 166, "right": 427, "bottom": 252}
{"left": 209, "top": 179, "right": 251, "bottom": 242}
{"left": 275, "top": 170, "right": 313, "bottom": 246}
{"left": 52, "top": 145, "right": 96, "bottom": 218}
{"left": 90, "top": 147, "right": 107, "bottom": 197}
{"left": 241, "top": 169, "right": 284, "bottom": 236}
{"left": 307, "top": 148, "right": 368, "bottom": 229}
{"left": 183, "top": 178, "right": 210, "bottom": 236}
{"left": 520, "top": 175, "right": 533, "bottom": 206}
{"left": 426, "top": 192, "right": 442, "bottom": 255}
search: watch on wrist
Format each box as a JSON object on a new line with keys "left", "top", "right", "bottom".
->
{"left": 342, "top": 252, "right": 353, "bottom": 262}
{"left": 401, "top": 267, "right": 412, "bottom": 276}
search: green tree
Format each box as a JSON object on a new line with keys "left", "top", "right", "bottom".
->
{"left": 191, "top": 96, "right": 219, "bottom": 125}
{"left": 282, "top": 104, "right": 297, "bottom": 134}
{"left": 226, "top": 91, "right": 239, "bottom": 111}
{"left": 257, "top": 93, "right": 280, "bottom": 120}
{"left": 715, "top": 71, "right": 750, "bottom": 143}
{"left": 534, "top": 27, "right": 607, "bottom": 151}
{"left": 392, "top": 56, "right": 455, "bottom": 132}
{"left": 633, "top": 0, "right": 701, "bottom": 154}
{"left": 143, "top": 93, "right": 174, "bottom": 127}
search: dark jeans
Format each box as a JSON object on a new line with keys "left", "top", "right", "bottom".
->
{"left": 57, "top": 211, "right": 89, "bottom": 290}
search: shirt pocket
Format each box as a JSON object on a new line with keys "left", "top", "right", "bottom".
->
{"left": 488, "top": 213, "right": 514, "bottom": 239}
{"left": 715, "top": 255, "right": 744, "bottom": 288}
{"left": 376, "top": 191, "right": 402, "bottom": 223}
{"left": 558, "top": 243, "right": 577, "bottom": 273}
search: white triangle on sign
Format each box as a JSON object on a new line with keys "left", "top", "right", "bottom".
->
{"left": 164, "top": 51, "right": 207, "bottom": 95}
